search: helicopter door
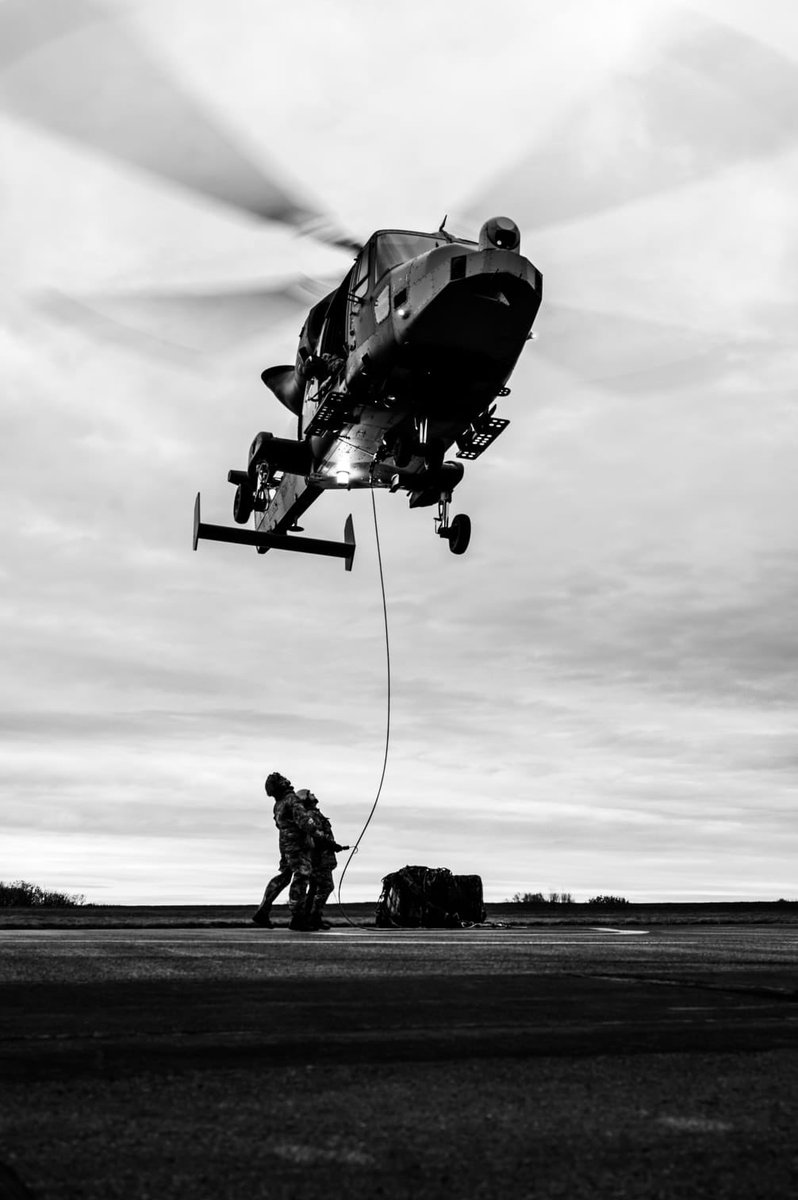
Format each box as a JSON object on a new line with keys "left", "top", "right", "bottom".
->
{"left": 347, "top": 241, "right": 375, "bottom": 352}
{"left": 318, "top": 266, "right": 354, "bottom": 361}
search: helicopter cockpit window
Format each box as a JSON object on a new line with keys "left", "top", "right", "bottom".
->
{"left": 305, "top": 293, "right": 333, "bottom": 350}
{"left": 351, "top": 248, "right": 371, "bottom": 298}
{"left": 373, "top": 233, "right": 442, "bottom": 284}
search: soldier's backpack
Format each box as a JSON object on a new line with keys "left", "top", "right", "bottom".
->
{"left": 375, "top": 865, "right": 486, "bottom": 928}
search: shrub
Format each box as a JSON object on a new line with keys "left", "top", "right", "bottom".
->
{"left": 587, "top": 895, "right": 629, "bottom": 907}
{"left": 509, "top": 891, "right": 574, "bottom": 905}
{"left": 0, "top": 880, "right": 86, "bottom": 908}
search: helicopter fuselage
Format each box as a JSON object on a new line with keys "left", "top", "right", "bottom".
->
{"left": 197, "top": 218, "right": 542, "bottom": 562}
{"left": 287, "top": 226, "right": 542, "bottom": 495}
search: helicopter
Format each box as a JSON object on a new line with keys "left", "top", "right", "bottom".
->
{"left": 0, "top": 3, "right": 543, "bottom": 571}
{"left": 193, "top": 215, "right": 542, "bottom": 568}
{"left": 4, "top": 4, "right": 780, "bottom": 572}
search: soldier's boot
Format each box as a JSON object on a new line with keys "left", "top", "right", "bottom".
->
{"left": 251, "top": 909, "right": 274, "bottom": 928}
{"left": 306, "top": 911, "right": 332, "bottom": 931}
{"left": 289, "top": 913, "right": 310, "bottom": 931}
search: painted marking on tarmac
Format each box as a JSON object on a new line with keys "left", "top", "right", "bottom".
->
{"left": 657, "top": 1116, "right": 734, "bottom": 1133}
{"left": 0, "top": 930, "right": 659, "bottom": 949}
{"left": 0, "top": 931, "right": 648, "bottom": 940}
{"left": 590, "top": 927, "right": 650, "bottom": 936}
{"left": 0, "top": 927, "right": 650, "bottom": 941}
{"left": 291, "top": 938, "right": 653, "bottom": 947}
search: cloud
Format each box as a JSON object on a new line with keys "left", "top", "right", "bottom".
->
{"left": 476, "top": 7, "right": 798, "bottom": 230}
{"left": 1, "top": 0, "right": 796, "bottom": 902}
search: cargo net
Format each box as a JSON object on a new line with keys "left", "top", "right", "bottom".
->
{"left": 375, "top": 865, "right": 486, "bottom": 928}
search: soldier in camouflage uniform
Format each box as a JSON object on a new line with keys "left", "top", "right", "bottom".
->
{"left": 252, "top": 771, "right": 317, "bottom": 931}
{"left": 296, "top": 789, "right": 348, "bottom": 931}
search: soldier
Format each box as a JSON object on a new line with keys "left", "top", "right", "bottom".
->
{"left": 296, "top": 789, "right": 348, "bottom": 931}
{"left": 252, "top": 771, "right": 317, "bottom": 931}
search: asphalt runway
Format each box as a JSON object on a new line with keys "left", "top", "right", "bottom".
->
{"left": 1, "top": 923, "right": 797, "bottom": 1199}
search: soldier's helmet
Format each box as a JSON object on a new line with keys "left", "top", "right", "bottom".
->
{"left": 296, "top": 788, "right": 318, "bottom": 808}
{"left": 265, "top": 772, "right": 291, "bottom": 797}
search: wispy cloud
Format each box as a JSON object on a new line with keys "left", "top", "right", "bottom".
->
{"left": 1, "top": 1, "right": 796, "bottom": 902}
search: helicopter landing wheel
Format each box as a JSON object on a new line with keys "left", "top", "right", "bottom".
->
{"left": 233, "top": 483, "right": 253, "bottom": 525}
{"left": 447, "top": 513, "right": 471, "bottom": 555}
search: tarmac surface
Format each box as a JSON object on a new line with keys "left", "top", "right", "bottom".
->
{"left": 1, "top": 920, "right": 797, "bottom": 1199}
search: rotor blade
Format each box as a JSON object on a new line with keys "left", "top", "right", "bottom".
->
{"left": 38, "top": 277, "right": 341, "bottom": 357}
{"left": 0, "top": 0, "right": 94, "bottom": 66}
{"left": 38, "top": 292, "right": 204, "bottom": 368}
{"left": 469, "top": 14, "right": 798, "bottom": 232}
{"left": 295, "top": 220, "right": 362, "bottom": 256}
{"left": 0, "top": 0, "right": 335, "bottom": 235}
{"left": 532, "top": 302, "right": 775, "bottom": 395}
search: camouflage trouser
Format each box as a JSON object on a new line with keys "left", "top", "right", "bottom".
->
{"left": 257, "top": 853, "right": 292, "bottom": 914}
{"left": 256, "top": 833, "right": 312, "bottom": 917}
{"left": 282, "top": 832, "right": 313, "bottom": 916}
{"left": 307, "top": 856, "right": 336, "bottom": 918}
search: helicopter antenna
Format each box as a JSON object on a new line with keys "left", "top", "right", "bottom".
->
{"left": 438, "top": 214, "right": 456, "bottom": 243}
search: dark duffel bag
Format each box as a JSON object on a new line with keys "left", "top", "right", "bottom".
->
{"left": 375, "top": 865, "right": 486, "bottom": 928}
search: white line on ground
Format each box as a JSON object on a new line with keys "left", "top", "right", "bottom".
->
{"left": 0, "top": 928, "right": 650, "bottom": 940}
{"left": 0, "top": 935, "right": 657, "bottom": 948}
{"left": 590, "top": 928, "right": 650, "bottom": 935}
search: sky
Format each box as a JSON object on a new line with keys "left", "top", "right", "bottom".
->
{"left": 1, "top": 0, "right": 797, "bottom": 904}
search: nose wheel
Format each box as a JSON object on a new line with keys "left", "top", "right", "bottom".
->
{"left": 435, "top": 494, "right": 472, "bottom": 555}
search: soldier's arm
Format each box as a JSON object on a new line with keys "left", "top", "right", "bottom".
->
{"left": 288, "top": 798, "right": 318, "bottom": 836}
{"left": 315, "top": 814, "right": 343, "bottom": 849}
{"left": 319, "top": 829, "right": 348, "bottom": 851}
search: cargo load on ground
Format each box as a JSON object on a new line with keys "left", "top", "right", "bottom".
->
{"left": 375, "top": 865, "right": 486, "bottom": 928}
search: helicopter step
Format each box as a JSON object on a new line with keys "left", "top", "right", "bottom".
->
{"left": 303, "top": 389, "right": 352, "bottom": 437}
{"left": 193, "top": 494, "right": 356, "bottom": 571}
{"left": 455, "top": 415, "right": 510, "bottom": 460}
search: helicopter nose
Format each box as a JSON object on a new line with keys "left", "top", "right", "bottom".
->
{"left": 478, "top": 216, "right": 521, "bottom": 252}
